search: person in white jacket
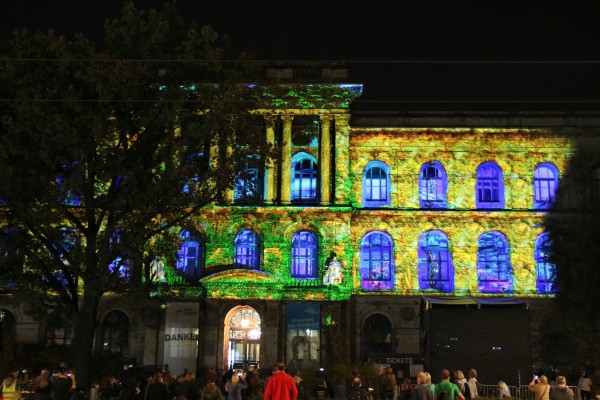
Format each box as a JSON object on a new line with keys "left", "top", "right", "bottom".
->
{"left": 465, "top": 370, "right": 479, "bottom": 400}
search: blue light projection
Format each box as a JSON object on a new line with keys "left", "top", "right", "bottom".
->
{"left": 419, "top": 161, "right": 447, "bottom": 209}
{"left": 177, "top": 229, "right": 203, "bottom": 276}
{"left": 291, "top": 230, "right": 318, "bottom": 279}
{"left": 362, "top": 161, "right": 391, "bottom": 207}
{"left": 476, "top": 161, "right": 504, "bottom": 209}
{"left": 234, "top": 228, "right": 261, "bottom": 270}
{"left": 418, "top": 230, "right": 453, "bottom": 293}
{"left": 533, "top": 163, "right": 559, "bottom": 209}
{"left": 477, "top": 231, "right": 513, "bottom": 293}
{"left": 535, "top": 232, "right": 557, "bottom": 294}
{"left": 360, "top": 231, "right": 394, "bottom": 291}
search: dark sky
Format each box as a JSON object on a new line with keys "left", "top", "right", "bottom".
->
{"left": 1, "top": 1, "right": 599, "bottom": 110}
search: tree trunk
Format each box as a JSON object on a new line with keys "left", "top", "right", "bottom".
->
{"left": 70, "top": 287, "right": 101, "bottom": 389}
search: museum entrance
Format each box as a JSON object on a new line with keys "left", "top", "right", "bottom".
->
{"left": 224, "top": 306, "right": 261, "bottom": 371}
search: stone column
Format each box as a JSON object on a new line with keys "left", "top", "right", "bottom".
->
{"left": 334, "top": 113, "right": 351, "bottom": 205}
{"left": 209, "top": 136, "right": 219, "bottom": 201}
{"left": 320, "top": 114, "right": 333, "bottom": 205}
{"left": 224, "top": 143, "right": 234, "bottom": 203}
{"left": 264, "top": 115, "right": 277, "bottom": 204}
{"left": 280, "top": 114, "right": 294, "bottom": 205}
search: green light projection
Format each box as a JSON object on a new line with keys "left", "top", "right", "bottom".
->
{"left": 150, "top": 100, "right": 574, "bottom": 301}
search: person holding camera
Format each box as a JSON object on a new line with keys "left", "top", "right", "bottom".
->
{"left": 51, "top": 368, "right": 76, "bottom": 400}
{"left": 528, "top": 375, "right": 550, "bottom": 400}
{"left": 226, "top": 372, "right": 247, "bottom": 400}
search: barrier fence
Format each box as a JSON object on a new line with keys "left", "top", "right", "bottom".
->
{"left": 478, "top": 384, "right": 581, "bottom": 400}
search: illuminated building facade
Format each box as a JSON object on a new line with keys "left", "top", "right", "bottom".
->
{"left": 2, "top": 67, "right": 600, "bottom": 384}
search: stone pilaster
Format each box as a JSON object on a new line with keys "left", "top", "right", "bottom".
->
{"left": 334, "top": 113, "right": 351, "bottom": 205}
{"left": 320, "top": 114, "right": 333, "bottom": 205}
{"left": 264, "top": 115, "right": 277, "bottom": 204}
{"left": 280, "top": 114, "right": 294, "bottom": 205}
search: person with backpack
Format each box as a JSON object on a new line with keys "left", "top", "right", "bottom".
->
{"left": 434, "top": 370, "right": 464, "bottom": 400}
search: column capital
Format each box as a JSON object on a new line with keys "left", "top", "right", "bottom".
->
{"left": 320, "top": 114, "right": 334, "bottom": 124}
{"left": 264, "top": 114, "right": 277, "bottom": 129}
{"left": 281, "top": 114, "right": 295, "bottom": 125}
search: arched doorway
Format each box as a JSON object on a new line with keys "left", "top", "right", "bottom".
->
{"left": 0, "top": 309, "right": 16, "bottom": 354}
{"left": 224, "top": 306, "right": 261, "bottom": 371}
{"left": 363, "top": 313, "right": 393, "bottom": 357}
{"left": 100, "top": 310, "right": 129, "bottom": 355}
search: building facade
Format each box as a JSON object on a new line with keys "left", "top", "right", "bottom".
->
{"left": 2, "top": 73, "right": 600, "bottom": 385}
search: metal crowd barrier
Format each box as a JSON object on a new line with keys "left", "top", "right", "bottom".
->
{"left": 477, "top": 384, "right": 581, "bottom": 400}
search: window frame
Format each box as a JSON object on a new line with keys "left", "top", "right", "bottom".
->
{"left": 419, "top": 161, "right": 448, "bottom": 209}
{"left": 234, "top": 228, "right": 261, "bottom": 270}
{"left": 362, "top": 161, "right": 391, "bottom": 207}
{"left": 176, "top": 229, "right": 204, "bottom": 276}
{"left": 291, "top": 152, "right": 319, "bottom": 204}
{"left": 417, "top": 230, "right": 454, "bottom": 292}
{"left": 534, "top": 232, "right": 557, "bottom": 294}
{"left": 477, "top": 231, "right": 513, "bottom": 293}
{"left": 360, "top": 231, "right": 394, "bottom": 291}
{"left": 234, "top": 153, "right": 266, "bottom": 203}
{"left": 533, "top": 162, "right": 559, "bottom": 209}
{"left": 291, "top": 230, "right": 318, "bottom": 279}
{"left": 476, "top": 161, "right": 505, "bottom": 209}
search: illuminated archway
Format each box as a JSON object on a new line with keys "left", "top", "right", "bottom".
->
{"left": 223, "top": 306, "right": 261, "bottom": 371}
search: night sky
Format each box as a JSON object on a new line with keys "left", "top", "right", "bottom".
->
{"left": 1, "top": 1, "right": 599, "bottom": 110}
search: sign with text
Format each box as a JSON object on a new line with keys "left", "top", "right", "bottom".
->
{"left": 286, "top": 302, "right": 320, "bottom": 375}
{"left": 163, "top": 302, "right": 199, "bottom": 375}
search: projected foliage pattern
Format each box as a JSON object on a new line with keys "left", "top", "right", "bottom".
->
{"left": 152, "top": 110, "right": 571, "bottom": 300}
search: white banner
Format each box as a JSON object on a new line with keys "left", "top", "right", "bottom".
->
{"left": 163, "top": 302, "right": 199, "bottom": 375}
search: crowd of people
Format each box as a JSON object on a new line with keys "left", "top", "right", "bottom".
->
{"left": 1, "top": 363, "right": 591, "bottom": 400}
{"left": 1, "top": 363, "right": 79, "bottom": 400}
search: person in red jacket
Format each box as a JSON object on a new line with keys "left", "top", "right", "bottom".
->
{"left": 264, "top": 363, "right": 298, "bottom": 400}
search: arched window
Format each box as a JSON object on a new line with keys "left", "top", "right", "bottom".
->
{"left": 476, "top": 162, "right": 504, "bottom": 209}
{"left": 234, "top": 154, "right": 265, "bottom": 203}
{"left": 177, "top": 229, "right": 204, "bottom": 276}
{"left": 535, "top": 233, "right": 557, "bottom": 294}
{"left": 44, "top": 310, "right": 72, "bottom": 347}
{"left": 108, "top": 229, "right": 129, "bottom": 279}
{"left": 0, "top": 226, "right": 25, "bottom": 278}
{"left": 360, "top": 232, "right": 394, "bottom": 291}
{"left": 234, "top": 229, "right": 261, "bottom": 270}
{"left": 417, "top": 230, "right": 454, "bottom": 292}
{"left": 363, "top": 314, "right": 393, "bottom": 355}
{"left": 477, "top": 231, "right": 513, "bottom": 293}
{"left": 591, "top": 165, "right": 600, "bottom": 205}
{"left": 100, "top": 310, "right": 129, "bottom": 354}
{"left": 181, "top": 151, "right": 207, "bottom": 197}
{"left": 362, "top": 161, "right": 391, "bottom": 207}
{"left": 419, "top": 161, "right": 448, "bottom": 208}
{"left": 50, "top": 227, "right": 77, "bottom": 286}
{"left": 291, "top": 153, "right": 318, "bottom": 203}
{"left": 291, "top": 230, "right": 318, "bottom": 279}
{"left": 534, "top": 163, "right": 559, "bottom": 209}
{"left": 57, "top": 162, "right": 81, "bottom": 206}
{"left": 0, "top": 309, "right": 16, "bottom": 354}
{"left": 57, "top": 226, "right": 77, "bottom": 264}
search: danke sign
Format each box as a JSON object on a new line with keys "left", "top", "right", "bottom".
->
{"left": 163, "top": 302, "right": 199, "bottom": 375}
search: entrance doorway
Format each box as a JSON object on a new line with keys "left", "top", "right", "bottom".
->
{"left": 224, "top": 306, "right": 261, "bottom": 371}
